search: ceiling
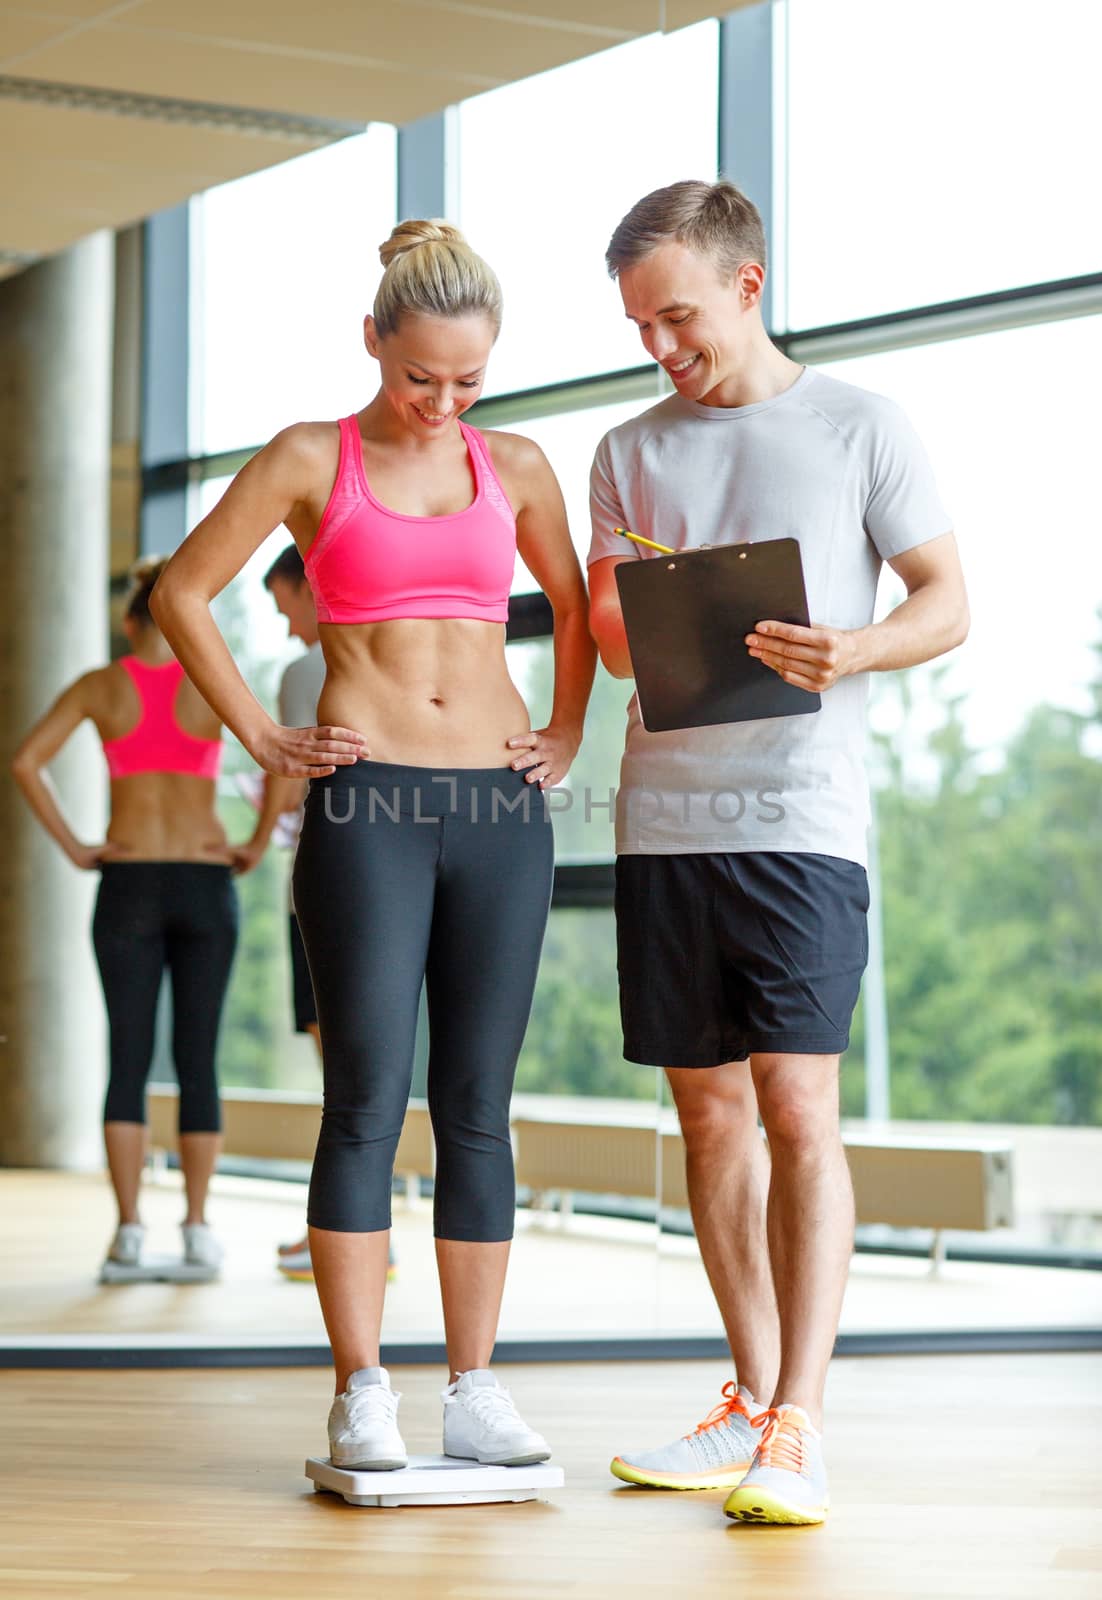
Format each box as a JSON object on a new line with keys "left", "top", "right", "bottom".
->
{"left": 0, "top": 0, "right": 739, "bottom": 279}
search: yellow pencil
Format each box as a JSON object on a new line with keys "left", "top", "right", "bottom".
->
{"left": 614, "top": 525, "right": 676, "bottom": 556}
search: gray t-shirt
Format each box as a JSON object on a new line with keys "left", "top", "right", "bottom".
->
{"left": 587, "top": 367, "right": 951, "bottom": 867}
{"left": 278, "top": 639, "right": 326, "bottom": 733}
{"left": 278, "top": 640, "right": 326, "bottom": 911}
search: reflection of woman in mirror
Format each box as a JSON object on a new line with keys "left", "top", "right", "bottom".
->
{"left": 11, "top": 557, "right": 255, "bottom": 1279}
{"left": 151, "top": 220, "right": 595, "bottom": 1471}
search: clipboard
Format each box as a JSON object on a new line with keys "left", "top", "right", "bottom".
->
{"left": 614, "top": 537, "right": 821, "bottom": 732}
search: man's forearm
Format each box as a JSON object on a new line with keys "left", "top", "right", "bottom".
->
{"left": 590, "top": 605, "right": 635, "bottom": 680}
{"left": 848, "top": 580, "right": 969, "bottom": 675}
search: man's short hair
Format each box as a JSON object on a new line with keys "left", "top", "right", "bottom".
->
{"left": 606, "top": 179, "right": 767, "bottom": 281}
{"left": 264, "top": 543, "right": 306, "bottom": 589}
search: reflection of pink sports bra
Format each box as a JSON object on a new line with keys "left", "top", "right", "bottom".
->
{"left": 102, "top": 657, "right": 222, "bottom": 780}
{"left": 304, "top": 415, "right": 516, "bottom": 625}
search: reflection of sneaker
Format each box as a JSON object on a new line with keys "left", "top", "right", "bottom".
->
{"left": 277, "top": 1242, "right": 396, "bottom": 1284}
{"left": 328, "top": 1368, "right": 407, "bottom": 1471}
{"left": 724, "top": 1405, "right": 829, "bottom": 1525}
{"left": 106, "top": 1223, "right": 145, "bottom": 1268}
{"left": 181, "top": 1223, "right": 224, "bottom": 1272}
{"left": 275, "top": 1228, "right": 395, "bottom": 1280}
{"left": 611, "top": 1383, "right": 758, "bottom": 1490}
{"left": 278, "top": 1244, "right": 314, "bottom": 1282}
{"left": 443, "top": 1370, "right": 551, "bottom": 1466}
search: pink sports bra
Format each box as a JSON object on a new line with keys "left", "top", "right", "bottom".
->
{"left": 304, "top": 415, "right": 516, "bottom": 625}
{"left": 102, "top": 657, "right": 223, "bottom": 781}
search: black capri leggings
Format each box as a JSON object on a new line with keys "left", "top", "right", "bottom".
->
{"left": 293, "top": 761, "right": 554, "bottom": 1241}
{"left": 92, "top": 862, "right": 238, "bottom": 1134}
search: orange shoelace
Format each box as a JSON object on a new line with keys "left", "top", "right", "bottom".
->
{"left": 692, "top": 1381, "right": 751, "bottom": 1436}
{"left": 750, "top": 1408, "right": 806, "bottom": 1473}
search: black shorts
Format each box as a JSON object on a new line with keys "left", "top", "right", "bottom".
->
{"left": 289, "top": 912, "right": 318, "bottom": 1032}
{"left": 615, "top": 851, "right": 869, "bottom": 1067}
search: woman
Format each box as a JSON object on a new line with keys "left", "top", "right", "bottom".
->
{"left": 11, "top": 558, "right": 255, "bottom": 1277}
{"left": 151, "top": 220, "right": 596, "bottom": 1468}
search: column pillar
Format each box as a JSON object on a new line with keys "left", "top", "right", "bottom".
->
{"left": 0, "top": 232, "right": 114, "bottom": 1167}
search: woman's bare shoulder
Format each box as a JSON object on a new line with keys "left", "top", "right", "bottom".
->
{"left": 479, "top": 428, "right": 546, "bottom": 472}
{"left": 265, "top": 419, "right": 344, "bottom": 472}
{"left": 67, "top": 661, "right": 127, "bottom": 721}
{"left": 479, "top": 430, "right": 558, "bottom": 507}
{"left": 86, "top": 661, "right": 125, "bottom": 696}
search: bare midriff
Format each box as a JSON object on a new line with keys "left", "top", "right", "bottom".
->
{"left": 317, "top": 617, "right": 530, "bottom": 769}
{"left": 105, "top": 773, "right": 230, "bottom": 863}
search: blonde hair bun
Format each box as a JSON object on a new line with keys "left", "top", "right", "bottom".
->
{"left": 124, "top": 554, "right": 170, "bottom": 623}
{"left": 379, "top": 219, "right": 467, "bottom": 270}
{"left": 127, "top": 554, "right": 169, "bottom": 590}
{"left": 372, "top": 217, "right": 503, "bottom": 340}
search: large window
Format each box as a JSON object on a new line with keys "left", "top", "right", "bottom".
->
{"left": 458, "top": 22, "right": 719, "bottom": 396}
{"left": 820, "top": 318, "right": 1102, "bottom": 1130}
{"left": 830, "top": 317, "right": 1102, "bottom": 754}
{"left": 783, "top": 0, "right": 1102, "bottom": 328}
{"left": 192, "top": 126, "right": 397, "bottom": 454}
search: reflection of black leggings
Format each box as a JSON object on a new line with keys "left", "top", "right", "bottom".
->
{"left": 92, "top": 863, "right": 238, "bottom": 1133}
{"left": 294, "top": 762, "right": 554, "bottom": 1241}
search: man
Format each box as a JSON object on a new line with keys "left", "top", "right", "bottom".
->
{"left": 587, "top": 180, "right": 968, "bottom": 1526}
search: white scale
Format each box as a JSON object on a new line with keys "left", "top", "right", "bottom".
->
{"left": 99, "top": 1258, "right": 219, "bottom": 1285}
{"left": 306, "top": 1454, "right": 565, "bottom": 1508}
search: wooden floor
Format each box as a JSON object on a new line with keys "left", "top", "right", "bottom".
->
{"left": 0, "top": 1353, "right": 1099, "bottom": 1599}
{"left": 5, "top": 1170, "right": 1102, "bottom": 1346}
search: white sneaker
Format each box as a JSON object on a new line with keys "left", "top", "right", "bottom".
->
{"left": 328, "top": 1367, "right": 407, "bottom": 1471}
{"left": 106, "top": 1223, "right": 145, "bottom": 1267}
{"left": 611, "top": 1382, "right": 760, "bottom": 1490}
{"left": 724, "top": 1404, "right": 830, "bottom": 1525}
{"left": 181, "top": 1222, "right": 223, "bottom": 1272}
{"left": 442, "top": 1370, "right": 551, "bottom": 1466}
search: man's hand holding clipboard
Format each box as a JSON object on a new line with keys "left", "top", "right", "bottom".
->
{"left": 612, "top": 528, "right": 825, "bottom": 733}
{"left": 744, "top": 619, "right": 858, "bottom": 695}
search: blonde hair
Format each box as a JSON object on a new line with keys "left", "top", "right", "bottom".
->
{"left": 606, "top": 179, "right": 767, "bottom": 280}
{"left": 124, "top": 555, "right": 169, "bottom": 624}
{"left": 373, "top": 219, "right": 503, "bottom": 339}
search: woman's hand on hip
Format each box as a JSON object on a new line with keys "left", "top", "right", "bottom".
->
{"left": 71, "top": 840, "right": 132, "bottom": 871}
{"left": 252, "top": 721, "right": 369, "bottom": 778}
{"left": 226, "top": 840, "right": 267, "bottom": 876}
{"left": 507, "top": 723, "right": 581, "bottom": 789}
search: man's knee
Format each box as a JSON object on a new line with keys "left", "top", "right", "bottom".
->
{"left": 668, "top": 1063, "right": 758, "bottom": 1153}
{"left": 752, "top": 1054, "right": 840, "bottom": 1151}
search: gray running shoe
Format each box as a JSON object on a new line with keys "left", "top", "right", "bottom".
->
{"left": 611, "top": 1383, "right": 759, "bottom": 1490}
{"left": 724, "top": 1404, "right": 829, "bottom": 1524}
